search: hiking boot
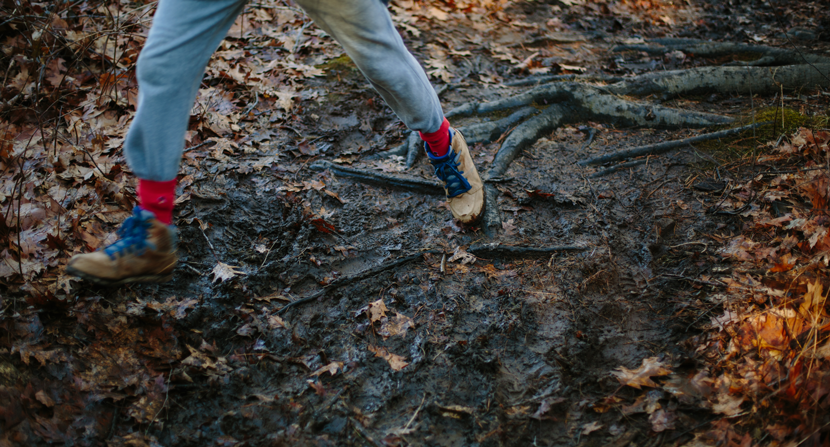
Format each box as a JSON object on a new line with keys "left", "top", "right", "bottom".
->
{"left": 427, "top": 129, "right": 484, "bottom": 224}
{"left": 66, "top": 207, "right": 177, "bottom": 285}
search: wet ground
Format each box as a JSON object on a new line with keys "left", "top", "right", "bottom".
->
{"left": 4, "top": 0, "right": 830, "bottom": 446}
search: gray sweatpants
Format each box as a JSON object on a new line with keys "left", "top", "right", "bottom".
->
{"left": 125, "top": 0, "right": 444, "bottom": 181}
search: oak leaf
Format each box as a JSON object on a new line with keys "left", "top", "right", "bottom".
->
{"left": 368, "top": 345, "right": 408, "bottom": 371}
{"left": 611, "top": 357, "right": 671, "bottom": 389}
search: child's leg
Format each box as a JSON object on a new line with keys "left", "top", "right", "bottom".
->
{"left": 294, "top": 0, "right": 484, "bottom": 223}
{"left": 67, "top": 0, "right": 248, "bottom": 285}
{"left": 125, "top": 0, "right": 247, "bottom": 183}
{"left": 293, "top": 0, "right": 444, "bottom": 135}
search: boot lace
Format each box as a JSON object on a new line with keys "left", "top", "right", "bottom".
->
{"left": 104, "top": 207, "right": 155, "bottom": 259}
{"left": 429, "top": 132, "right": 472, "bottom": 198}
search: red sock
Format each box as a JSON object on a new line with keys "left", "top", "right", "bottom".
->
{"left": 138, "top": 178, "right": 176, "bottom": 225}
{"left": 419, "top": 118, "right": 451, "bottom": 157}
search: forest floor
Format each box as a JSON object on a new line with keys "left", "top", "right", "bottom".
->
{"left": 2, "top": 0, "right": 830, "bottom": 446}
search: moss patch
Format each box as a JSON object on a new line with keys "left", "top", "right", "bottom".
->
{"left": 696, "top": 107, "right": 829, "bottom": 161}
{"left": 315, "top": 54, "right": 358, "bottom": 77}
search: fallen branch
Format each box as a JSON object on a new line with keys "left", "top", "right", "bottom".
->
{"left": 468, "top": 243, "right": 586, "bottom": 258}
{"left": 589, "top": 159, "right": 648, "bottom": 178}
{"left": 310, "top": 160, "right": 444, "bottom": 195}
{"left": 278, "top": 249, "right": 441, "bottom": 315}
{"left": 578, "top": 122, "right": 770, "bottom": 167}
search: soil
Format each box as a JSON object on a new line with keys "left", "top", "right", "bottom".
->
{"left": 5, "top": 0, "right": 830, "bottom": 446}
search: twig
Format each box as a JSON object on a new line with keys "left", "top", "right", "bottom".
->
{"left": 577, "top": 122, "right": 771, "bottom": 166}
{"left": 146, "top": 371, "right": 171, "bottom": 436}
{"left": 645, "top": 178, "right": 674, "bottom": 200}
{"left": 402, "top": 394, "right": 427, "bottom": 432}
{"left": 277, "top": 250, "right": 441, "bottom": 315}
{"left": 350, "top": 418, "right": 381, "bottom": 447}
{"left": 310, "top": 160, "right": 444, "bottom": 195}
{"left": 468, "top": 244, "right": 586, "bottom": 258}
{"left": 589, "top": 159, "right": 646, "bottom": 178}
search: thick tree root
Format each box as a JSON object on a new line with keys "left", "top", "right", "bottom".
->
{"left": 506, "top": 73, "right": 623, "bottom": 87}
{"left": 404, "top": 132, "right": 422, "bottom": 169}
{"left": 487, "top": 104, "right": 570, "bottom": 178}
{"left": 481, "top": 184, "right": 502, "bottom": 238}
{"left": 578, "top": 121, "right": 770, "bottom": 167}
{"left": 468, "top": 243, "right": 586, "bottom": 258}
{"left": 310, "top": 160, "right": 444, "bottom": 195}
{"left": 447, "top": 83, "right": 732, "bottom": 128}
{"left": 613, "top": 38, "right": 830, "bottom": 66}
{"left": 606, "top": 64, "right": 830, "bottom": 99}
{"left": 459, "top": 107, "right": 538, "bottom": 145}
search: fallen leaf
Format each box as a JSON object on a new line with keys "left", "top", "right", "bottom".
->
{"left": 366, "top": 299, "right": 388, "bottom": 323}
{"left": 211, "top": 262, "right": 244, "bottom": 283}
{"left": 712, "top": 394, "right": 745, "bottom": 416}
{"left": 35, "top": 390, "right": 55, "bottom": 407}
{"left": 649, "top": 408, "right": 676, "bottom": 432}
{"left": 448, "top": 247, "right": 476, "bottom": 265}
{"left": 368, "top": 345, "right": 408, "bottom": 371}
{"left": 611, "top": 357, "right": 672, "bottom": 389}
{"left": 581, "top": 421, "right": 603, "bottom": 435}
{"left": 310, "top": 361, "right": 344, "bottom": 377}
{"left": 378, "top": 312, "right": 415, "bottom": 339}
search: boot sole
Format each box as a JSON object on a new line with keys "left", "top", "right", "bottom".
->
{"left": 66, "top": 266, "right": 173, "bottom": 287}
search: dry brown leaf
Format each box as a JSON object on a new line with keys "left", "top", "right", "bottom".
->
{"left": 611, "top": 357, "right": 672, "bottom": 389}
{"left": 448, "top": 247, "right": 476, "bottom": 265}
{"left": 581, "top": 421, "right": 603, "bottom": 435}
{"left": 211, "top": 262, "right": 244, "bottom": 283}
{"left": 712, "top": 394, "right": 745, "bottom": 416}
{"left": 368, "top": 345, "right": 408, "bottom": 371}
{"left": 35, "top": 390, "right": 55, "bottom": 407}
{"left": 366, "top": 299, "right": 388, "bottom": 323}
{"left": 378, "top": 312, "right": 415, "bottom": 339}
{"left": 267, "top": 315, "right": 286, "bottom": 329}
{"left": 310, "top": 361, "right": 344, "bottom": 377}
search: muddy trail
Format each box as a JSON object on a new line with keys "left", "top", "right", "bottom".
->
{"left": 3, "top": 0, "right": 830, "bottom": 446}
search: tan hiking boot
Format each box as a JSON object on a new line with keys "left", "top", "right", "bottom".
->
{"left": 67, "top": 207, "right": 177, "bottom": 286}
{"left": 426, "top": 129, "right": 484, "bottom": 224}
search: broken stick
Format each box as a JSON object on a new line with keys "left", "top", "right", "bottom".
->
{"left": 577, "top": 121, "right": 770, "bottom": 167}
{"left": 310, "top": 160, "right": 444, "bottom": 195}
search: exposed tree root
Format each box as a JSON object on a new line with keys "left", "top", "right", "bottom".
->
{"left": 613, "top": 38, "right": 830, "bottom": 66}
{"left": 487, "top": 104, "right": 570, "bottom": 178}
{"left": 468, "top": 243, "right": 586, "bottom": 258}
{"left": 506, "top": 73, "right": 623, "bottom": 87}
{"left": 606, "top": 64, "right": 830, "bottom": 99}
{"left": 578, "top": 121, "right": 770, "bottom": 167}
{"left": 310, "top": 160, "right": 444, "bottom": 195}
{"left": 481, "top": 184, "right": 502, "bottom": 238}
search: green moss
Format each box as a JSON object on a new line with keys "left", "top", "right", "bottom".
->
{"left": 315, "top": 54, "right": 358, "bottom": 76}
{"left": 696, "top": 107, "right": 829, "bottom": 162}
